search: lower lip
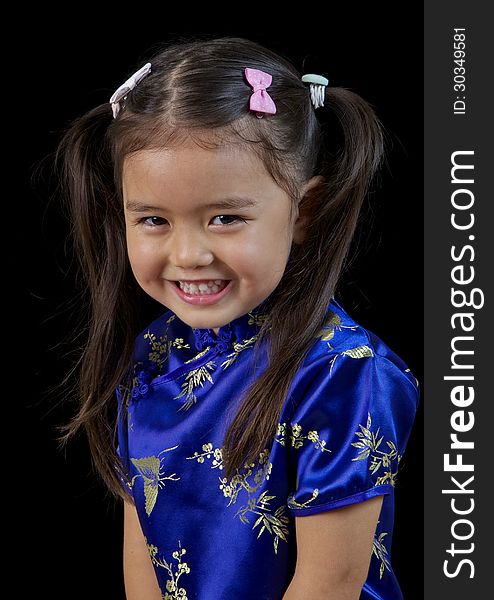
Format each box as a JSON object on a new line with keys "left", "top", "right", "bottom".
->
{"left": 169, "top": 280, "right": 233, "bottom": 305}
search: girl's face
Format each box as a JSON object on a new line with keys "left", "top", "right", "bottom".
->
{"left": 122, "top": 142, "right": 315, "bottom": 333}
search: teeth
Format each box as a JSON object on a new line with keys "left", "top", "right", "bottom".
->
{"left": 178, "top": 280, "right": 228, "bottom": 295}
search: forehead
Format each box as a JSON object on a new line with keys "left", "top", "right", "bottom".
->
{"left": 122, "top": 143, "right": 276, "bottom": 204}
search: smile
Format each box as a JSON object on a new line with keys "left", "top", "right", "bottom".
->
{"left": 169, "top": 279, "right": 233, "bottom": 306}
{"left": 177, "top": 279, "right": 229, "bottom": 295}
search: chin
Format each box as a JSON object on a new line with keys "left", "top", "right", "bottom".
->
{"left": 174, "top": 312, "right": 226, "bottom": 331}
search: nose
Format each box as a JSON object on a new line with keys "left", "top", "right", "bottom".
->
{"left": 169, "top": 226, "right": 214, "bottom": 269}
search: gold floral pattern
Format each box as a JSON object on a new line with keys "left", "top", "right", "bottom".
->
{"left": 174, "top": 358, "right": 217, "bottom": 412}
{"left": 287, "top": 488, "right": 320, "bottom": 510}
{"left": 186, "top": 443, "right": 224, "bottom": 470}
{"left": 135, "top": 309, "right": 269, "bottom": 413}
{"left": 278, "top": 422, "right": 331, "bottom": 512}
{"left": 143, "top": 314, "right": 190, "bottom": 373}
{"left": 147, "top": 538, "right": 191, "bottom": 599}
{"left": 276, "top": 422, "right": 331, "bottom": 453}
{"left": 328, "top": 344, "right": 374, "bottom": 376}
{"left": 351, "top": 412, "right": 402, "bottom": 486}
{"left": 186, "top": 443, "right": 289, "bottom": 554}
{"left": 317, "top": 312, "right": 359, "bottom": 348}
{"left": 130, "top": 446, "right": 181, "bottom": 516}
{"left": 235, "top": 491, "right": 290, "bottom": 554}
{"left": 372, "top": 524, "right": 391, "bottom": 579}
{"left": 247, "top": 310, "right": 268, "bottom": 328}
{"left": 220, "top": 335, "right": 259, "bottom": 369}
{"left": 143, "top": 330, "right": 169, "bottom": 370}
{"left": 173, "top": 320, "right": 265, "bottom": 411}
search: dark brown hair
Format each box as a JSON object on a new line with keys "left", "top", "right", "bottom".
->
{"left": 52, "top": 36, "right": 385, "bottom": 499}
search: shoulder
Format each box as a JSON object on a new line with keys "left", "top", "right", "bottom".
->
{"left": 286, "top": 297, "right": 420, "bottom": 448}
{"left": 303, "top": 297, "right": 419, "bottom": 395}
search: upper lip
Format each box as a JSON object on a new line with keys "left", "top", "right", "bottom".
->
{"left": 171, "top": 278, "right": 230, "bottom": 281}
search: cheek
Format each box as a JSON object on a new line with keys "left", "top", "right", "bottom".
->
{"left": 230, "top": 234, "right": 290, "bottom": 283}
{"left": 126, "top": 233, "right": 163, "bottom": 278}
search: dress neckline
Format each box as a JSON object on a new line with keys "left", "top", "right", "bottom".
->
{"left": 192, "top": 294, "right": 274, "bottom": 352}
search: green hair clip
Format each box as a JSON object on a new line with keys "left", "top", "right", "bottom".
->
{"left": 301, "top": 73, "right": 329, "bottom": 109}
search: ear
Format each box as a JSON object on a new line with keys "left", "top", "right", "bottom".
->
{"left": 292, "top": 176, "right": 324, "bottom": 244}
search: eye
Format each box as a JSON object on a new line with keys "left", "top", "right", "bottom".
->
{"left": 210, "top": 215, "right": 245, "bottom": 226}
{"left": 138, "top": 216, "right": 168, "bottom": 227}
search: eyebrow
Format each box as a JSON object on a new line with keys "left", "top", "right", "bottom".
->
{"left": 125, "top": 196, "right": 258, "bottom": 213}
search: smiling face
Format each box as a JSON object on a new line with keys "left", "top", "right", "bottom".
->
{"left": 122, "top": 142, "right": 311, "bottom": 333}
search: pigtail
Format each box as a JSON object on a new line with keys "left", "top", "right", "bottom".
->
{"left": 299, "top": 85, "right": 386, "bottom": 296}
{"left": 54, "top": 104, "right": 141, "bottom": 499}
{"left": 221, "top": 86, "right": 385, "bottom": 481}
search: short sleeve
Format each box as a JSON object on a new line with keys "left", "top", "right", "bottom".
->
{"left": 286, "top": 350, "right": 419, "bottom": 516}
{"left": 115, "top": 385, "right": 134, "bottom": 499}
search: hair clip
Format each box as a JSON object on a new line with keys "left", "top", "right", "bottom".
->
{"left": 245, "top": 67, "right": 277, "bottom": 118}
{"left": 301, "top": 73, "right": 329, "bottom": 109}
{"left": 109, "top": 62, "right": 152, "bottom": 119}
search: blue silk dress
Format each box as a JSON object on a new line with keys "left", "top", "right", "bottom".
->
{"left": 116, "top": 295, "right": 419, "bottom": 599}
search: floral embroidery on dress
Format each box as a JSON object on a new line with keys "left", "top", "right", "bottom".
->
{"left": 174, "top": 358, "right": 217, "bottom": 412}
{"left": 147, "top": 538, "right": 191, "bottom": 599}
{"left": 372, "top": 523, "right": 392, "bottom": 579}
{"left": 247, "top": 310, "right": 268, "bottom": 328}
{"left": 276, "top": 422, "right": 331, "bottom": 453}
{"left": 186, "top": 443, "right": 224, "bottom": 469}
{"left": 328, "top": 344, "right": 374, "bottom": 376}
{"left": 143, "top": 314, "right": 190, "bottom": 374}
{"left": 220, "top": 335, "right": 259, "bottom": 369}
{"left": 143, "top": 330, "right": 169, "bottom": 369}
{"left": 236, "top": 491, "right": 290, "bottom": 554}
{"left": 351, "top": 412, "right": 402, "bottom": 486}
{"left": 172, "top": 337, "right": 191, "bottom": 350}
{"left": 128, "top": 327, "right": 193, "bottom": 402}
{"left": 317, "top": 312, "right": 358, "bottom": 347}
{"left": 136, "top": 308, "right": 270, "bottom": 413}
{"left": 183, "top": 346, "right": 213, "bottom": 364}
{"left": 278, "top": 422, "right": 331, "bottom": 511}
{"left": 287, "top": 488, "right": 320, "bottom": 510}
{"left": 175, "top": 328, "right": 263, "bottom": 411}
{"left": 186, "top": 443, "right": 290, "bottom": 554}
{"left": 130, "top": 446, "right": 181, "bottom": 516}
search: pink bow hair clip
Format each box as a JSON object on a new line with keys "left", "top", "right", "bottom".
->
{"left": 245, "top": 67, "right": 276, "bottom": 117}
{"left": 109, "top": 62, "right": 152, "bottom": 118}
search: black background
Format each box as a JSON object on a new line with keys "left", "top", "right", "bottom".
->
{"left": 17, "top": 11, "right": 423, "bottom": 600}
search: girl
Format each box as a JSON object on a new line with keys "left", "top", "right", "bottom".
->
{"left": 55, "top": 36, "right": 419, "bottom": 599}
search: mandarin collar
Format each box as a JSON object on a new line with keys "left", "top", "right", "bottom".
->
{"left": 128, "top": 295, "right": 275, "bottom": 402}
{"left": 192, "top": 294, "right": 274, "bottom": 352}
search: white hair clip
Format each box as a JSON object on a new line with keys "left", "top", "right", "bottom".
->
{"left": 301, "top": 73, "right": 329, "bottom": 109}
{"left": 109, "top": 62, "right": 152, "bottom": 119}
